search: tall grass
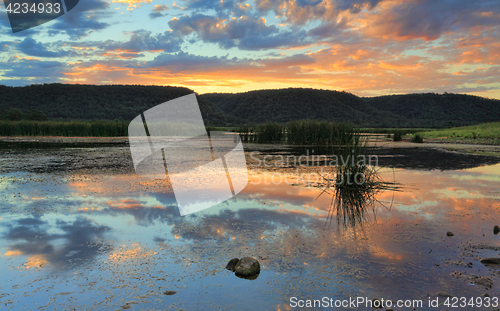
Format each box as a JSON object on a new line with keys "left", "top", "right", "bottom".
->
{"left": 241, "top": 120, "right": 358, "bottom": 145}
{"left": 411, "top": 133, "right": 423, "bottom": 143}
{"left": 287, "top": 121, "right": 356, "bottom": 145}
{"left": 393, "top": 131, "right": 402, "bottom": 141}
{"left": 0, "top": 120, "right": 129, "bottom": 137}
{"left": 236, "top": 125, "right": 255, "bottom": 143}
{"left": 255, "top": 123, "right": 283, "bottom": 144}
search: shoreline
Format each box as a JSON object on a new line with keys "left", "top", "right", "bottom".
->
{"left": 1, "top": 135, "right": 499, "bottom": 157}
{"left": 0, "top": 136, "right": 129, "bottom": 144}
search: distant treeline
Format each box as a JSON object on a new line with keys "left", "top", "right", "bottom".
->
{"left": 2, "top": 84, "right": 500, "bottom": 128}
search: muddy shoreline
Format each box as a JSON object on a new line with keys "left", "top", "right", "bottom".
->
{"left": 1, "top": 135, "right": 499, "bottom": 155}
{"left": 1, "top": 136, "right": 500, "bottom": 175}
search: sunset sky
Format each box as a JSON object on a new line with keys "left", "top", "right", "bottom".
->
{"left": 0, "top": 0, "right": 499, "bottom": 98}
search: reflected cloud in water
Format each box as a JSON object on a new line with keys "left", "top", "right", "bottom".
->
{"left": 2, "top": 216, "right": 111, "bottom": 270}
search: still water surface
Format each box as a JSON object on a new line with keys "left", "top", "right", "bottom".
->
{"left": 1, "top": 144, "right": 500, "bottom": 310}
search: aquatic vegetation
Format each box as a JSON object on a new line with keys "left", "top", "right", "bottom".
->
{"left": 287, "top": 120, "right": 356, "bottom": 146}
{"left": 0, "top": 120, "right": 129, "bottom": 137}
{"left": 0, "top": 121, "right": 230, "bottom": 138}
{"left": 255, "top": 123, "right": 283, "bottom": 144}
{"left": 247, "top": 120, "right": 357, "bottom": 145}
{"left": 393, "top": 131, "right": 402, "bottom": 141}
{"left": 236, "top": 125, "right": 254, "bottom": 143}
{"left": 411, "top": 134, "right": 424, "bottom": 143}
{"left": 317, "top": 135, "right": 400, "bottom": 228}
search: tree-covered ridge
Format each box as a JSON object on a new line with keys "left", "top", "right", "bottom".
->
{"left": 1, "top": 84, "right": 499, "bottom": 128}
{"left": 0, "top": 84, "right": 228, "bottom": 125}
{"left": 204, "top": 89, "right": 500, "bottom": 128}
{"left": 202, "top": 88, "right": 407, "bottom": 127}
{"left": 364, "top": 93, "right": 500, "bottom": 127}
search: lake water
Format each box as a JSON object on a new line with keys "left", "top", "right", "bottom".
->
{"left": 1, "top": 143, "right": 500, "bottom": 310}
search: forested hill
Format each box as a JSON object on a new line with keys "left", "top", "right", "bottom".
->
{"left": 364, "top": 93, "right": 500, "bottom": 127}
{"left": 201, "top": 88, "right": 403, "bottom": 127}
{"left": 1, "top": 84, "right": 499, "bottom": 128}
{"left": 203, "top": 89, "right": 500, "bottom": 127}
{"left": 0, "top": 84, "right": 228, "bottom": 125}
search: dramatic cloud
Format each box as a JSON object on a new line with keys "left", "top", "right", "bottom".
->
{"left": 168, "top": 14, "right": 311, "bottom": 50}
{"left": 357, "top": 0, "right": 500, "bottom": 41}
{"left": 0, "top": 0, "right": 498, "bottom": 98}
{"left": 254, "top": 0, "right": 383, "bottom": 25}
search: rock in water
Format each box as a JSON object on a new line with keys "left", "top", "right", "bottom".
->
{"left": 163, "top": 290, "right": 177, "bottom": 295}
{"left": 225, "top": 258, "right": 240, "bottom": 272}
{"left": 446, "top": 232, "right": 454, "bottom": 236}
{"left": 480, "top": 258, "right": 500, "bottom": 265}
{"left": 234, "top": 257, "right": 260, "bottom": 276}
{"left": 494, "top": 225, "right": 500, "bottom": 235}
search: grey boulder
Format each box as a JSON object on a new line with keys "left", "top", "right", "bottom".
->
{"left": 234, "top": 257, "right": 261, "bottom": 277}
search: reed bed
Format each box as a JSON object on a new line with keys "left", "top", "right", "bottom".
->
{"left": 236, "top": 125, "right": 255, "bottom": 143}
{"left": 255, "top": 123, "right": 283, "bottom": 144}
{"left": 287, "top": 121, "right": 356, "bottom": 145}
{"left": 0, "top": 120, "right": 129, "bottom": 137}
{"left": 238, "top": 120, "right": 358, "bottom": 145}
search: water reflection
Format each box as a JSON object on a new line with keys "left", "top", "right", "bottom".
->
{"left": 317, "top": 166, "right": 400, "bottom": 228}
{"left": 0, "top": 147, "right": 500, "bottom": 309}
{"left": 2, "top": 216, "right": 111, "bottom": 270}
{"left": 249, "top": 145, "right": 500, "bottom": 171}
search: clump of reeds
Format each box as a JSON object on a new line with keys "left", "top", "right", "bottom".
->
{"left": 411, "top": 133, "right": 423, "bottom": 143}
{"left": 393, "top": 131, "right": 402, "bottom": 141}
{"left": 317, "top": 134, "right": 400, "bottom": 228}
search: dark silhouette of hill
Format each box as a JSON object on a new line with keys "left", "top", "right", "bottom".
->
{"left": 0, "top": 84, "right": 228, "bottom": 125}
{"left": 1, "top": 84, "right": 499, "bottom": 128}
{"left": 201, "top": 88, "right": 404, "bottom": 127}
{"left": 363, "top": 93, "right": 500, "bottom": 127}
{"left": 203, "top": 89, "right": 500, "bottom": 127}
